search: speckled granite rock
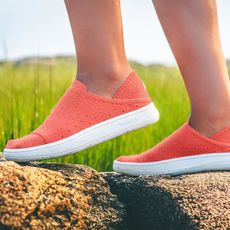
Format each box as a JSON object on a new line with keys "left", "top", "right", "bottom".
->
{"left": 0, "top": 159, "right": 126, "bottom": 230}
{"left": 102, "top": 172, "right": 230, "bottom": 230}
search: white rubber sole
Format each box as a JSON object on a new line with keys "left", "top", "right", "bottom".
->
{"left": 4, "top": 102, "right": 159, "bottom": 162}
{"left": 113, "top": 152, "right": 230, "bottom": 176}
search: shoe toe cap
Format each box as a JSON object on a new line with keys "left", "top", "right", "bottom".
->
{"left": 5, "top": 133, "right": 46, "bottom": 149}
{"left": 115, "top": 155, "right": 140, "bottom": 163}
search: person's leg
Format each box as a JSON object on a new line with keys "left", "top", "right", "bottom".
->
{"left": 65, "top": 0, "right": 131, "bottom": 97}
{"left": 153, "top": 0, "right": 230, "bottom": 137}
{"left": 114, "top": 0, "right": 230, "bottom": 175}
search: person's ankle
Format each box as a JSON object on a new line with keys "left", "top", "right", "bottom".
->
{"left": 77, "top": 65, "right": 132, "bottom": 97}
{"left": 189, "top": 109, "right": 230, "bottom": 137}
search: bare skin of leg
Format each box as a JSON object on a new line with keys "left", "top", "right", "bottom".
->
{"left": 64, "top": 0, "right": 131, "bottom": 97}
{"left": 153, "top": 0, "right": 230, "bottom": 137}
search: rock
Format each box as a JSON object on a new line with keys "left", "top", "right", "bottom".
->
{"left": 2, "top": 151, "right": 230, "bottom": 230}
{"left": 102, "top": 172, "right": 230, "bottom": 230}
{"left": 0, "top": 160, "right": 126, "bottom": 230}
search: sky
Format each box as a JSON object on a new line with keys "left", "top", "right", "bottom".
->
{"left": 0, "top": 0, "right": 230, "bottom": 65}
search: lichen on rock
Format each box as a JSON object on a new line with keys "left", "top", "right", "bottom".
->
{"left": 0, "top": 161, "right": 126, "bottom": 230}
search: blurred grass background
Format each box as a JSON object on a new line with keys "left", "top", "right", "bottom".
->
{"left": 2, "top": 57, "right": 223, "bottom": 171}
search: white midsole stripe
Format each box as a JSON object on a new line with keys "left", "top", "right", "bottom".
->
{"left": 113, "top": 152, "right": 230, "bottom": 176}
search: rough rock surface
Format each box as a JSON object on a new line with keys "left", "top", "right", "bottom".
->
{"left": 0, "top": 158, "right": 126, "bottom": 230}
{"left": 102, "top": 172, "right": 230, "bottom": 230}
{"left": 2, "top": 152, "right": 230, "bottom": 230}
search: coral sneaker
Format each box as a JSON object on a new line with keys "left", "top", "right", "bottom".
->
{"left": 4, "top": 71, "right": 159, "bottom": 162}
{"left": 113, "top": 123, "right": 230, "bottom": 176}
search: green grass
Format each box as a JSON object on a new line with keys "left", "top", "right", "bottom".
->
{"left": 0, "top": 58, "right": 191, "bottom": 171}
